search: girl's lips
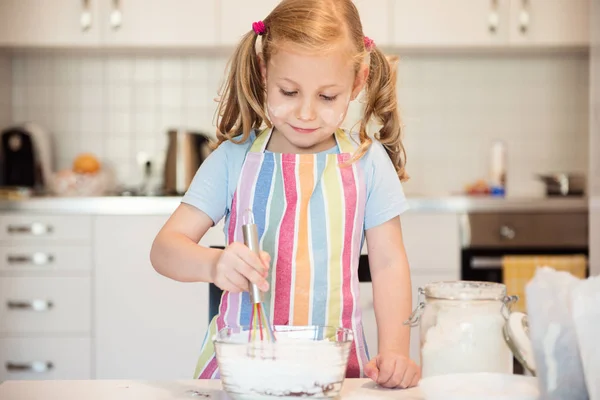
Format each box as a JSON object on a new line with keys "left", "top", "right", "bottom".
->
{"left": 290, "top": 125, "right": 318, "bottom": 134}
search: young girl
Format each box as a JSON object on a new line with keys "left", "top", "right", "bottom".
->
{"left": 150, "top": 0, "right": 420, "bottom": 389}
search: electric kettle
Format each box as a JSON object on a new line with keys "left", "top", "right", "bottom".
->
{"left": 163, "top": 129, "right": 213, "bottom": 195}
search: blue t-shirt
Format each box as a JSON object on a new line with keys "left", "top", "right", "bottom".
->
{"left": 182, "top": 129, "right": 409, "bottom": 234}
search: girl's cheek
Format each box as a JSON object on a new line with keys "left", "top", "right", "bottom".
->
{"left": 267, "top": 99, "right": 295, "bottom": 120}
{"left": 318, "top": 96, "right": 351, "bottom": 127}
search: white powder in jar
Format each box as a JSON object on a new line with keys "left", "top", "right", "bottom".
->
{"left": 421, "top": 301, "right": 513, "bottom": 378}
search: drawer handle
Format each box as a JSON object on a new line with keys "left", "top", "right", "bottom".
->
{"left": 7, "top": 253, "right": 55, "bottom": 265}
{"left": 7, "top": 222, "right": 54, "bottom": 236}
{"left": 7, "top": 300, "right": 54, "bottom": 311}
{"left": 6, "top": 361, "right": 54, "bottom": 373}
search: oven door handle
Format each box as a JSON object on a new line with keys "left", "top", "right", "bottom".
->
{"left": 470, "top": 256, "right": 503, "bottom": 269}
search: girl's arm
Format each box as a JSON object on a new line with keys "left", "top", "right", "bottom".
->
{"left": 366, "top": 215, "right": 412, "bottom": 356}
{"left": 150, "top": 203, "right": 222, "bottom": 283}
{"left": 363, "top": 215, "right": 420, "bottom": 388}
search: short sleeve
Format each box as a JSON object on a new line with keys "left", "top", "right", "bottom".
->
{"left": 363, "top": 141, "right": 409, "bottom": 230}
{"left": 181, "top": 144, "right": 231, "bottom": 225}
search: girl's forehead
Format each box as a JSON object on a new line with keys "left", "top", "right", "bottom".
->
{"left": 267, "top": 47, "right": 356, "bottom": 84}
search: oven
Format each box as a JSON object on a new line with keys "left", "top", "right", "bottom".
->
{"left": 460, "top": 210, "right": 589, "bottom": 373}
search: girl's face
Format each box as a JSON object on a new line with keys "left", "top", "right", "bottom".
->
{"left": 261, "top": 44, "right": 368, "bottom": 153}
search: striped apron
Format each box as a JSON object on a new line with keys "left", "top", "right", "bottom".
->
{"left": 194, "top": 127, "right": 369, "bottom": 379}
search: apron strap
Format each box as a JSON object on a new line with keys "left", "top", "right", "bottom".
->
{"left": 249, "top": 127, "right": 356, "bottom": 154}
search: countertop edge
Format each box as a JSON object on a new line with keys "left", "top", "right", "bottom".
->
{"left": 0, "top": 196, "right": 591, "bottom": 215}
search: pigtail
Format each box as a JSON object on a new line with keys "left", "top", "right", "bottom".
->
{"left": 214, "top": 30, "right": 270, "bottom": 148}
{"left": 355, "top": 47, "right": 408, "bottom": 181}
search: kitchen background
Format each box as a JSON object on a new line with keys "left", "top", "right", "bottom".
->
{"left": 0, "top": 0, "right": 598, "bottom": 385}
{"left": 0, "top": 51, "right": 591, "bottom": 196}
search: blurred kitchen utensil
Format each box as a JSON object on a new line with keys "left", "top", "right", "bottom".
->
{"left": 537, "top": 173, "right": 585, "bottom": 197}
{"left": 163, "top": 128, "right": 213, "bottom": 195}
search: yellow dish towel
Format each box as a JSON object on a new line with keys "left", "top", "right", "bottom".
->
{"left": 502, "top": 255, "right": 587, "bottom": 313}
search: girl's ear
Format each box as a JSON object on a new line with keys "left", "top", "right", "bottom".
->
{"left": 351, "top": 63, "right": 369, "bottom": 100}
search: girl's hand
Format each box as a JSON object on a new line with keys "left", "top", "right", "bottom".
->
{"left": 212, "top": 242, "right": 271, "bottom": 293}
{"left": 364, "top": 352, "right": 421, "bottom": 389}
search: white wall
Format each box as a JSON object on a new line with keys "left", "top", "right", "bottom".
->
{"left": 9, "top": 51, "right": 590, "bottom": 197}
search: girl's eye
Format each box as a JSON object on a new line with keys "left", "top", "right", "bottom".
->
{"left": 321, "top": 94, "right": 338, "bottom": 102}
{"left": 280, "top": 89, "right": 297, "bottom": 97}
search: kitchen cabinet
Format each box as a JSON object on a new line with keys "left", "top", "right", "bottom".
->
{"left": 354, "top": 0, "right": 392, "bottom": 47}
{"left": 0, "top": 0, "right": 101, "bottom": 47}
{"left": 391, "top": 0, "right": 589, "bottom": 48}
{"left": 218, "top": 0, "right": 280, "bottom": 46}
{"left": 93, "top": 215, "right": 209, "bottom": 379}
{"left": 0, "top": 213, "right": 93, "bottom": 381}
{"left": 508, "top": 0, "right": 590, "bottom": 47}
{"left": 100, "top": 0, "right": 217, "bottom": 47}
{"left": 392, "top": 0, "right": 511, "bottom": 48}
{"left": 0, "top": 0, "right": 217, "bottom": 48}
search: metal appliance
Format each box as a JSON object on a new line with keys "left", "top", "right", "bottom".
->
{"left": 163, "top": 129, "right": 213, "bottom": 196}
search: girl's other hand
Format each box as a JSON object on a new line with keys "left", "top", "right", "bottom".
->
{"left": 364, "top": 352, "right": 421, "bottom": 389}
{"left": 212, "top": 242, "right": 271, "bottom": 293}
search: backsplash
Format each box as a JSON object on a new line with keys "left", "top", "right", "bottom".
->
{"left": 7, "top": 51, "right": 590, "bottom": 197}
{"left": 0, "top": 55, "right": 11, "bottom": 127}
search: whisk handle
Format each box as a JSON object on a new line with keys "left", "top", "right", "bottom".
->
{"left": 242, "top": 223, "right": 263, "bottom": 304}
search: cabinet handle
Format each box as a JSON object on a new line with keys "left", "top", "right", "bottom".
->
{"left": 7, "top": 253, "right": 54, "bottom": 266}
{"left": 7, "top": 222, "right": 53, "bottom": 236}
{"left": 7, "top": 300, "right": 54, "bottom": 312}
{"left": 6, "top": 361, "right": 54, "bottom": 373}
{"left": 110, "top": 0, "right": 122, "bottom": 31}
{"left": 488, "top": 0, "right": 500, "bottom": 33}
{"left": 80, "top": 0, "right": 92, "bottom": 31}
{"left": 470, "top": 256, "right": 503, "bottom": 269}
{"left": 519, "top": 0, "right": 530, "bottom": 34}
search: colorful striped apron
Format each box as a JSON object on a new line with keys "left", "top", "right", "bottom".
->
{"left": 194, "top": 127, "right": 369, "bottom": 379}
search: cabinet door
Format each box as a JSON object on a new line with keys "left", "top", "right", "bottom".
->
{"left": 100, "top": 0, "right": 217, "bottom": 47}
{"left": 508, "top": 0, "right": 590, "bottom": 46}
{"left": 94, "top": 215, "right": 209, "bottom": 379}
{"left": 0, "top": 0, "right": 101, "bottom": 47}
{"left": 354, "top": 0, "right": 392, "bottom": 47}
{"left": 392, "top": 0, "right": 510, "bottom": 47}
{"left": 218, "top": 0, "right": 281, "bottom": 46}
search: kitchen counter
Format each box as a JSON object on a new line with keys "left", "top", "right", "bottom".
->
{"left": 0, "top": 195, "right": 589, "bottom": 215}
{"left": 0, "top": 379, "right": 424, "bottom": 400}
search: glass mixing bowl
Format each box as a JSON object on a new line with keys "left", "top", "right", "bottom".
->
{"left": 214, "top": 325, "right": 353, "bottom": 400}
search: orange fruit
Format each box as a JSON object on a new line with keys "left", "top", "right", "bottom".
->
{"left": 73, "top": 153, "right": 101, "bottom": 174}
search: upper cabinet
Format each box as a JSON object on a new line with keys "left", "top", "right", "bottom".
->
{"left": 0, "top": 0, "right": 591, "bottom": 50}
{"left": 391, "top": 0, "right": 590, "bottom": 48}
{"left": 218, "top": 0, "right": 280, "bottom": 46}
{"left": 100, "top": 0, "right": 216, "bottom": 47}
{"left": 508, "top": 0, "right": 590, "bottom": 47}
{"left": 392, "top": 0, "right": 511, "bottom": 48}
{"left": 0, "top": 0, "right": 101, "bottom": 47}
{"left": 354, "top": 0, "right": 392, "bottom": 47}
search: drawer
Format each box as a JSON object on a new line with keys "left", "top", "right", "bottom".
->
{"left": 0, "top": 277, "right": 91, "bottom": 334}
{"left": 0, "top": 245, "right": 92, "bottom": 274}
{"left": 0, "top": 214, "right": 91, "bottom": 243}
{"left": 0, "top": 337, "right": 91, "bottom": 380}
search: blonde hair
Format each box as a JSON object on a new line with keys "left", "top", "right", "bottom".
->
{"left": 213, "top": 0, "right": 408, "bottom": 181}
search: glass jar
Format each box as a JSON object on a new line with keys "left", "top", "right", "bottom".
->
{"left": 405, "top": 281, "right": 518, "bottom": 378}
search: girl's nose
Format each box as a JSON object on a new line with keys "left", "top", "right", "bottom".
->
{"left": 296, "top": 98, "right": 317, "bottom": 122}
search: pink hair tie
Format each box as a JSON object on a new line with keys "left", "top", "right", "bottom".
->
{"left": 364, "top": 36, "right": 375, "bottom": 52}
{"left": 252, "top": 20, "right": 266, "bottom": 36}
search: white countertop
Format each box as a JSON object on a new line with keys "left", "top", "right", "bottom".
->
{"left": 0, "top": 195, "right": 589, "bottom": 215}
{"left": 0, "top": 379, "right": 424, "bottom": 400}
